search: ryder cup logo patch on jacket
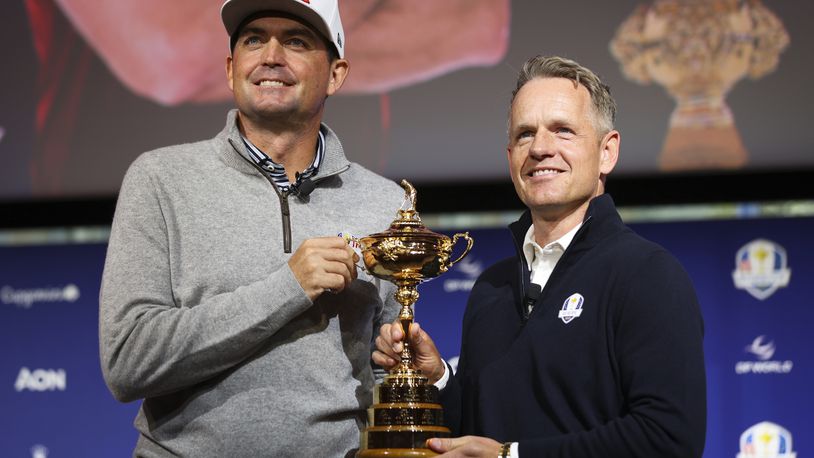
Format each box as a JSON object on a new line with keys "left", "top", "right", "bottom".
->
{"left": 558, "top": 293, "right": 584, "bottom": 324}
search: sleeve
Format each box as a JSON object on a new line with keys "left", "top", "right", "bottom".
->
{"left": 438, "top": 359, "right": 463, "bottom": 436}
{"left": 98, "top": 159, "right": 314, "bottom": 402}
{"left": 520, "top": 250, "right": 707, "bottom": 458}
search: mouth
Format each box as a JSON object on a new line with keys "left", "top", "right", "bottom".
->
{"left": 255, "top": 78, "right": 292, "bottom": 88}
{"left": 528, "top": 168, "right": 564, "bottom": 178}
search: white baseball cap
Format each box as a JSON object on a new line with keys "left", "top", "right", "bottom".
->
{"left": 221, "top": 0, "right": 345, "bottom": 58}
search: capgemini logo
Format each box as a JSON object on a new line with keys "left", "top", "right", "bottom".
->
{"left": 1, "top": 284, "right": 80, "bottom": 308}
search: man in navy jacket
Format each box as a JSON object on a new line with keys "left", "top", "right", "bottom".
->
{"left": 373, "top": 55, "right": 706, "bottom": 457}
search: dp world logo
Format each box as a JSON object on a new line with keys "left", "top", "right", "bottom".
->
{"left": 737, "top": 421, "right": 796, "bottom": 457}
{"left": 735, "top": 335, "right": 793, "bottom": 375}
{"left": 732, "top": 239, "right": 791, "bottom": 300}
{"left": 443, "top": 257, "right": 483, "bottom": 293}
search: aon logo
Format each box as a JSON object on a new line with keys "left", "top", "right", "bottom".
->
{"left": 15, "top": 368, "right": 66, "bottom": 392}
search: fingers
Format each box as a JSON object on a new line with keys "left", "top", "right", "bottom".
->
{"left": 427, "top": 436, "right": 503, "bottom": 457}
{"left": 288, "top": 237, "right": 358, "bottom": 301}
{"left": 372, "top": 323, "right": 400, "bottom": 370}
{"left": 374, "top": 319, "right": 445, "bottom": 384}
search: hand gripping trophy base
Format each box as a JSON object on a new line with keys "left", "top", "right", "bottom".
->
{"left": 357, "top": 180, "right": 473, "bottom": 457}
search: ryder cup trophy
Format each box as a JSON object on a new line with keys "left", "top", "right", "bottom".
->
{"left": 357, "top": 180, "right": 473, "bottom": 457}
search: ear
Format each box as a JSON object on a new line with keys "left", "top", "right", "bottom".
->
{"left": 226, "top": 55, "right": 235, "bottom": 92}
{"left": 598, "top": 130, "right": 620, "bottom": 176}
{"left": 326, "top": 58, "right": 350, "bottom": 96}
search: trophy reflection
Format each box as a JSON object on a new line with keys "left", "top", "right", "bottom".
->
{"left": 357, "top": 180, "right": 473, "bottom": 457}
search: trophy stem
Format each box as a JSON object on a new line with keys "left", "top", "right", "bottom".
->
{"left": 394, "top": 283, "right": 419, "bottom": 373}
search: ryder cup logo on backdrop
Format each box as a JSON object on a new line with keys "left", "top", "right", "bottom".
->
{"left": 31, "top": 445, "right": 49, "bottom": 458}
{"left": 735, "top": 335, "right": 793, "bottom": 375}
{"left": 737, "top": 421, "right": 796, "bottom": 457}
{"left": 558, "top": 293, "right": 584, "bottom": 324}
{"left": 443, "top": 257, "right": 483, "bottom": 293}
{"left": 732, "top": 239, "right": 791, "bottom": 300}
{"left": 1, "top": 284, "right": 80, "bottom": 309}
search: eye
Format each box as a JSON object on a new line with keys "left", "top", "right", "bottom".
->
{"left": 243, "top": 35, "right": 263, "bottom": 47}
{"left": 286, "top": 37, "right": 310, "bottom": 49}
{"left": 556, "top": 127, "right": 575, "bottom": 136}
{"left": 516, "top": 130, "right": 534, "bottom": 141}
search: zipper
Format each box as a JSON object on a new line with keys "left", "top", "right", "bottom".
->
{"left": 227, "top": 138, "right": 349, "bottom": 254}
{"left": 517, "top": 214, "right": 594, "bottom": 324}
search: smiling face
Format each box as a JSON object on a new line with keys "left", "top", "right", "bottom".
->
{"left": 507, "top": 77, "right": 619, "bottom": 223}
{"left": 226, "top": 14, "right": 348, "bottom": 128}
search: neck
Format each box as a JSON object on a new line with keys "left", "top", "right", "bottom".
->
{"left": 530, "top": 199, "right": 592, "bottom": 247}
{"left": 238, "top": 113, "right": 321, "bottom": 181}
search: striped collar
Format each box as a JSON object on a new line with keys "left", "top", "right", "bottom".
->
{"left": 240, "top": 129, "right": 325, "bottom": 192}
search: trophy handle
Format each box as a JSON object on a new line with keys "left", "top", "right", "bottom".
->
{"left": 447, "top": 232, "right": 474, "bottom": 269}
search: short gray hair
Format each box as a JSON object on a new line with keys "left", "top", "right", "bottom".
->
{"left": 510, "top": 55, "right": 616, "bottom": 135}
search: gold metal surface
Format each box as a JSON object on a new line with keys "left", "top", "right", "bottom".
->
{"left": 357, "top": 180, "right": 473, "bottom": 457}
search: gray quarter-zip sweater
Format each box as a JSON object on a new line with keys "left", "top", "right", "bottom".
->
{"left": 100, "top": 110, "right": 404, "bottom": 457}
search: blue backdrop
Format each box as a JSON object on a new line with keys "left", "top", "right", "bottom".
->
{"left": 1, "top": 215, "right": 810, "bottom": 457}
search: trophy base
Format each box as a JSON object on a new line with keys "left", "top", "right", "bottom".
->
{"left": 358, "top": 371, "right": 450, "bottom": 458}
{"left": 357, "top": 448, "right": 441, "bottom": 458}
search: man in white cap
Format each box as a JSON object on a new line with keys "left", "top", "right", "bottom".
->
{"left": 99, "top": 1, "right": 404, "bottom": 456}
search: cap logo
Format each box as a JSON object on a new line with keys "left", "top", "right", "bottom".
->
{"left": 337, "top": 33, "right": 343, "bottom": 48}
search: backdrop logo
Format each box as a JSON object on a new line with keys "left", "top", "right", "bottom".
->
{"left": 737, "top": 421, "right": 796, "bottom": 457}
{"left": 1, "top": 284, "right": 80, "bottom": 308}
{"left": 14, "top": 368, "right": 67, "bottom": 392}
{"left": 31, "top": 445, "right": 49, "bottom": 458}
{"left": 732, "top": 239, "right": 791, "bottom": 300}
{"left": 735, "top": 336, "right": 793, "bottom": 375}
{"left": 443, "top": 257, "right": 483, "bottom": 293}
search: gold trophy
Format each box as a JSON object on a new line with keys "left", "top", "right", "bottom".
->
{"left": 357, "top": 180, "right": 473, "bottom": 457}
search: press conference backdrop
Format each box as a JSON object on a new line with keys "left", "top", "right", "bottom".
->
{"left": 1, "top": 204, "right": 810, "bottom": 458}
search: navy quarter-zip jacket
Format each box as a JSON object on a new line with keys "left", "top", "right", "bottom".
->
{"left": 440, "top": 194, "right": 706, "bottom": 457}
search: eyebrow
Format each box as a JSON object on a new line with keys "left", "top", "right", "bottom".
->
{"left": 238, "top": 26, "right": 267, "bottom": 38}
{"left": 239, "top": 24, "right": 318, "bottom": 40}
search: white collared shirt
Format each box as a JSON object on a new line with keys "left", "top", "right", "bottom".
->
{"left": 522, "top": 222, "right": 582, "bottom": 311}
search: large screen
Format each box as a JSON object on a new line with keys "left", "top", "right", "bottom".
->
{"left": 1, "top": 0, "right": 811, "bottom": 200}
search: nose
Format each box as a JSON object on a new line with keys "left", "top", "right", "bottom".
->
{"left": 261, "top": 39, "right": 286, "bottom": 67}
{"left": 528, "top": 131, "right": 554, "bottom": 160}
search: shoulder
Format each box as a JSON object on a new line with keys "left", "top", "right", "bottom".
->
{"left": 121, "top": 138, "right": 221, "bottom": 187}
{"left": 342, "top": 162, "right": 404, "bottom": 204}
{"left": 129, "top": 138, "right": 218, "bottom": 173}
{"left": 468, "top": 256, "right": 518, "bottom": 304}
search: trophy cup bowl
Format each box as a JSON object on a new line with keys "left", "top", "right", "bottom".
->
{"left": 357, "top": 180, "right": 473, "bottom": 458}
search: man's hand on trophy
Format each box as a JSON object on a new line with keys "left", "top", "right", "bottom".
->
{"left": 288, "top": 237, "right": 359, "bottom": 301}
{"left": 373, "top": 320, "right": 446, "bottom": 384}
{"left": 426, "top": 436, "right": 504, "bottom": 457}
